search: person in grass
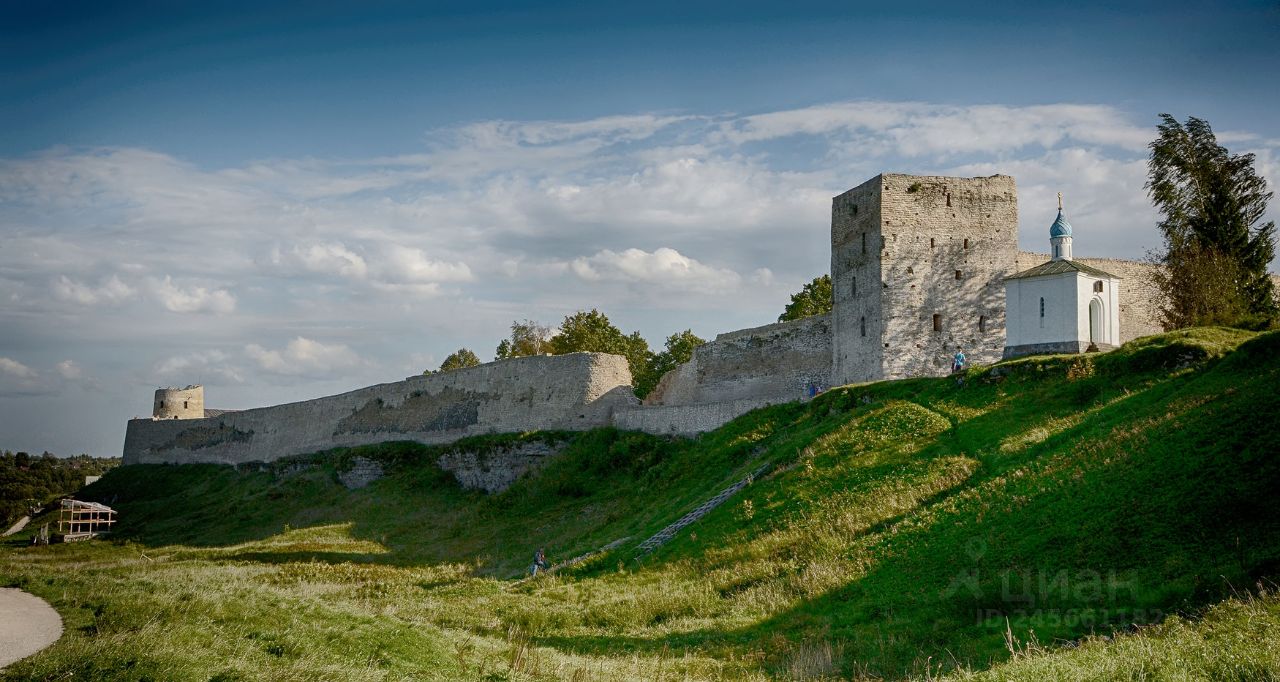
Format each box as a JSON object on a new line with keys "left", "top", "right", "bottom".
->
{"left": 952, "top": 350, "right": 967, "bottom": 373}
{"left": 530, "top": 548, "right": 549, "bottom": 576}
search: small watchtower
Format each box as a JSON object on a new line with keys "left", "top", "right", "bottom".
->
{"left": 153, "top": 385, "right": 204, "bottom": 419}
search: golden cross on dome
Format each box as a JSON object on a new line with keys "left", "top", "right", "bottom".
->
{"left": 1058, "top": 192, "right": 1063, "bottom": 211}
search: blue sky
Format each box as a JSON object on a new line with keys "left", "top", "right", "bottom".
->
{"left": 2, "top": 1, "right": 1278, "bottom": 456}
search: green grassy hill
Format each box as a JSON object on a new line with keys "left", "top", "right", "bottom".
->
{"left": 2, "top": 327, "right": 1279, "bottom": 681}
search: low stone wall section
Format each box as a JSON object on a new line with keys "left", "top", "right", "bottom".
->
{"left": 645, "top": 314, "right": 832, "bottom": 407}
{"left": 123, "top": 353, "right": 636, "bottom": 466}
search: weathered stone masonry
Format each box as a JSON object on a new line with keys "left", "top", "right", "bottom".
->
{"left": 832, "top": 174, "right": 1019, "bottom": 385}
{"left": 123, "top": 353, "right": 636, "bottom": 465}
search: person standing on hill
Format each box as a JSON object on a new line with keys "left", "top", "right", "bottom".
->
{"left": 530, "top": 548, "right": 549, "bottom": 576}
{"left": 952, "top": 350, "right": 967, "bottom": 373}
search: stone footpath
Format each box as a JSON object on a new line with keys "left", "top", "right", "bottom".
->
{"left": 0, "top": 588, "right": 62, "bottom": 669}
{"left": 635, "top": 463, "right": 771, "bottom": 555}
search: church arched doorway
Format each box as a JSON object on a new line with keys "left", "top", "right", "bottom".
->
{"left": 1089, "top": 298, "right": 1105, "bottom": 344}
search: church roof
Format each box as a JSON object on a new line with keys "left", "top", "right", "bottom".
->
{"left": 1005, "top": 258, "right": 1121, "bottom": 281}
{"left": 1049, "top": 209, "right": 1073, "bottom": 238}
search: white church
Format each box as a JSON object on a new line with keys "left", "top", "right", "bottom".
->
{"left": 1003, "top": 194, "right": 1122, "bottom": 359}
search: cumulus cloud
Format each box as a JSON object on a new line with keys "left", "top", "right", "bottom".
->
{"left": 379, "top": 245, "right": 473, "bottom": 283}
{"left": 0, "top": 357, "right": 37, "bottom": 379}
{"left": 273, "top": 242, "right": 369, "bottom": 279}
{"left": 55, "top": 360, "right": 82, "bottom": 380}
{"left": 52, "top": 275, "right": 135, "bottom": 306}
{"left": 569, "top": 247, "right": 742, "bottom": 292}
{"left": 155, "top": 350, "right": 245, "bottom": 384}
{"left": 245, "top": 337, "right": 363, "bottom": 377}
{"left": 0, "top": 357, "right": 43, "bottom": 396}
{"left": 150, "top": 276, "right": 237, "bottom": 314}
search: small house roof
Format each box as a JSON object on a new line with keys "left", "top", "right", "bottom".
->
{"left": 1005, "top": 258, "right": 1121, "bottom": 281}
{"left": 61, "top": 499, "right": 115, "bottom": 513}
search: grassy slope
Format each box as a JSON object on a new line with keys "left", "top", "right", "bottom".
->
{"left": 1, "top": 327, "right": 1278, "bottom": 681}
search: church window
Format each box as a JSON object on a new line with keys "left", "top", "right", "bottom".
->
{"left": 860, "top": 317, "right": 866, "bottom": 337}
{"left": 1094, "top": 280, "right": 1104, "bottom": 293}
{"left": 932, "top": 314, "right": 942, "bottom": 332}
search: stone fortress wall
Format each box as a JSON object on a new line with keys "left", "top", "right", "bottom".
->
{"left": 613, "top": 314, "right": 833, "bottom": 435}
{"left": 832, "top": 174, "right": 1019, "bottom": 385}
{"left": 153, "top": 386, "right": 205, "bottom": 420}
{"left": 123, "top": 353, "right": 637, "bottom": 465}
{"left": 129, "top": 171, "right": 1259, "bottom": 466}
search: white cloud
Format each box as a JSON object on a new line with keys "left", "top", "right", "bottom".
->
{"left": 155, "top": 350, "right": 245, "bottom": 384}
{"left": 378, "top": 245, "right": 472, "bottom": 283}
{"left": 717, "top": 102, "right": 1150, "bottom": 155}
{"left": 0, "top": 357, "right": 43, "bottom": 396}
{"left": 568, "top": 247, "right": 742, "bottom": 292}
{"left": 150, "top": 276, "right": 237, "bottom": 314}
{"left": 274, "top": 242, "right": 369, "bottom": 279}
{"left": 245, "top": 337, "right": 363, "bottom": 377}
{"left": 52, "top": 275, "right": 135, "bottom": 306}
{"left": 55, "top": 360, "right": 82, "bottom": 380}
{"left": 0, "top": 357, "right": 37, "bottom": 379}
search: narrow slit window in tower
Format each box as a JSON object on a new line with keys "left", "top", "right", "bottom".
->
{"left": 861, "top": 233, "right": 867, "bottom": 254}
{"left": 932, "top": 314, "right": 942, "bottom": 332}
{"left": 979, "top": 315, "right": 987, "bottom": 332}
{"left": 930, "top": 237, "right": 935, "bottom": 248}
{"left": 860, "top": 316, "right": 866, "bottom": 337}
{"left": 183, "top": 401, "right": 189, "bottom": 409}
{"left": 955, "top": 270, "right": 962, "bottom": 280}
{"left": 963, "top": 238, "right": 969, "bottom": 249}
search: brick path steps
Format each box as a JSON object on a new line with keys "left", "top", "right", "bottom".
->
{"left": 635, "top": 463, "right": 770, "bottom": 555}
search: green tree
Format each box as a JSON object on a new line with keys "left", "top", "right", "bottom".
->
{"left": 436, "top": 348, "right": 481, "bottom": 373}
{"left": 778, "top": 274, "right": 833, "bottom": 322}
{"left": 494, "top": 319, "right": 554, "bottom": 360}
{"left": 1146, "top": 114, "right": 1277, "bottom": 327}
{"left": 637, "top": 329, "right": 706, "bottom": 399}
{"left": 549, "top": 309, "right": 652, "bottom": 392}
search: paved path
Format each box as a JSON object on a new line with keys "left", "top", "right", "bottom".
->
{"left": 0, "top": 588, "right": 62, "bottom": 669}
{"left": 1, "top": 516, "right": 29, "bottom": 537}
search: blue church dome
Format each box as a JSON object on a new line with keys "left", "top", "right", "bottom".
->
{"left": 1049, "top": 209, "right": 1073, "bottom": 238}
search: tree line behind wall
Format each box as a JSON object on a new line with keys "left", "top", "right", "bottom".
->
{"left": 0, "top": 451, "right": 121, "bottom": 527}
{"left": 426, "top": 310, "right": 705, "bottom": 399}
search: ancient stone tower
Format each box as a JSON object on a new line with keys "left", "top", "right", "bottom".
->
{"left": 153, "top": 385, "right": 204, "bottom": 419}
{"left": 831, "top": 174, "right": 1019, "bottom": 385}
